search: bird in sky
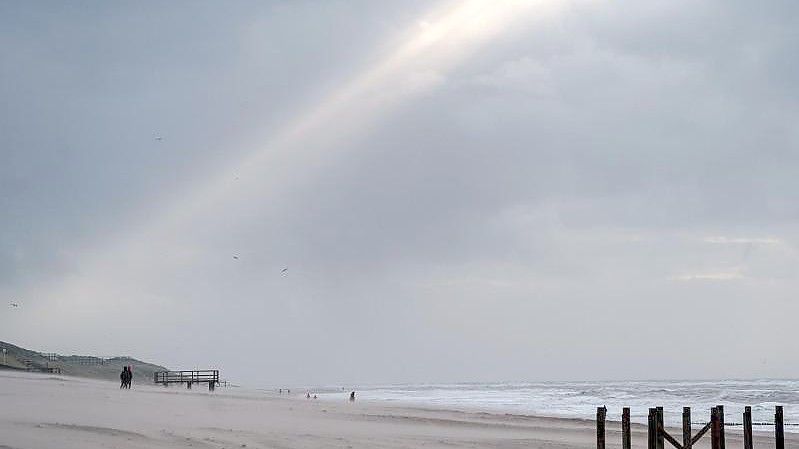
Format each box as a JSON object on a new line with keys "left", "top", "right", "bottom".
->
{"left": 154, "top": 136, "right": 163, "bottom": 141}
{"left": 281, "top": 268, "right": 288, "bottom": 276}
{"left": 233, "top": 256, "right": 239, "bottom": 260}
{"left": 9, "top": 302, "right": 19, "bottom": 308}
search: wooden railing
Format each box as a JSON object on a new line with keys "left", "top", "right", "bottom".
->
{"left": 153, "top": 370, "right": 219, "bottom": 391}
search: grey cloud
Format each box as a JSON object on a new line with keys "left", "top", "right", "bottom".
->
{"left": 2, "top": 1, "right": 798, "bottom": 385}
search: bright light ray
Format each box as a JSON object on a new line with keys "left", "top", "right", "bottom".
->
{"left": 155, "top": 0, "right": 556, "bottom": 232}
{"left": 14, "top": 0, "right": 563, "bottom": 325}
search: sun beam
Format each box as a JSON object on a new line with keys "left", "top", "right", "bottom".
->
{"left": 21, "top": 0, "right": 565, "bottom": 319}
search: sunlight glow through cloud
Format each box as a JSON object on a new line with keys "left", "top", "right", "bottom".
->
{"left": 7, "top": 0, "right": 799, "bottom": 384}
{"left": 23, "top": 0, "right": 564, "bottom": 316}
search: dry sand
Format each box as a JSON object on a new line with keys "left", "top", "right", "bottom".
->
{"left": 1, "top": 371, "right": 794, "bottom": 449}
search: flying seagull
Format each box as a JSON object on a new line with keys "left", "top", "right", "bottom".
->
{"left": 154, "top": 136, "right": 163, "bottom": 141}
{"left": 9, "top": 302, "right": 19, "bottom": 308}
{"left": 281, "top": 268, "right": 288, "bottom": 276}
{"left": 233, "top": 256, "right": 239, "bottom": 260}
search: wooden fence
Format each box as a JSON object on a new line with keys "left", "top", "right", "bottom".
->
{"left": 597, "top": 406, "right": 787, "bottom": 449}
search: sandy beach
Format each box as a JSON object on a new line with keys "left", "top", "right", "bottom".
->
{"left": 0, "top": 371, "right": 794, "bottom": 449}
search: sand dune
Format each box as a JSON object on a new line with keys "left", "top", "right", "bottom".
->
{"left": 0, "top": 371, "right": 794, "bottom": 449}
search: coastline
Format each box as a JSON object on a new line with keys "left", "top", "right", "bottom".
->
{"left": 1, "top": 371, "right": 795, "bottom": 449}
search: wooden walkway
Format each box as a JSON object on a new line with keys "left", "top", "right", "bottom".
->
{"left": 153, "top": 370, "right": 219, "bottom": 391}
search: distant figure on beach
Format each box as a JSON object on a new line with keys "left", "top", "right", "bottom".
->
{"left": 313, "top": 394, "right": 318, "bottom": 399}
{"left": 120, "top": 367, "right": 131, "bottom": 389}
{"left": 279, "top": 388, "right": 283, "bottom": 394}
{"left": 127, "top": 366, "right": 133, "bottom": 389}
{"left": 349, "top": 391, "right": 355, "bottom": 402}
{"left": 306, "top": 393, "right": 311, "bottom": 399}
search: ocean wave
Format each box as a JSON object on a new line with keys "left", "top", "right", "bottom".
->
{"left": 318, "top": 379, "right": 799, "bottom": 432}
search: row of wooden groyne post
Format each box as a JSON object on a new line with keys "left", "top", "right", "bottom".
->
{"left": 597, "top": 406, "right": 787, "bottom": 449}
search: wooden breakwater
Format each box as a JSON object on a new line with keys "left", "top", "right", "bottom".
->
{"left": 597, "top": 406, "right": 787, "bottom": 449}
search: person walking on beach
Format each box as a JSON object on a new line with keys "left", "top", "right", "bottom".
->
{"left": 120, "top": 367, "right": 128, "bottom": 389}
{"left": 126, "top": 365, "right": 133, "bottom": 389}
{"left": 349, "top": 391, "right": 355, "bottom": 402}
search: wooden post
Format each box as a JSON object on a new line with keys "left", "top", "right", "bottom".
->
{"left": 716, "top": 405, "right": 725, "bottom": 449}
{"left": 775, "top": 406, "right": 784, "bottom": 449}
{"left": 623, "top": 407, "right": 631, "bottom": 449}
{"left": 656, "top": 407, "right": 665, "bottom": 449}
{"left": 597, "top": 407, "right": 607, "bottom": 449}
{"left": 649, "top": 408, "right": 657, "bottom": 449}
{"left": 743, "top": 406, "right": 753, "bottom": 449}
{"left": 711, "top": 407, "right": 721, "bottom": 449}
{"left": 683, "top": 407, "right": 692, "bottom": 449}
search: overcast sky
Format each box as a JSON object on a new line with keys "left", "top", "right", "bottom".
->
{"left": 2, "top": 0, "right": 798, "bottom": 387}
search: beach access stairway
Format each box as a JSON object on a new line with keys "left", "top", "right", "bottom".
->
{"left": 154, "top": 370, "right": 219, "bottom": 391}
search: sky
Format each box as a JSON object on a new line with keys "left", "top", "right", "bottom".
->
{"left": 1, "top": 0, "right": 799, "bottom": 387}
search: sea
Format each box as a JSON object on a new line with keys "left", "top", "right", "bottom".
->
{"left": 318, "top": 379, "right": 799, "bottom": 432}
